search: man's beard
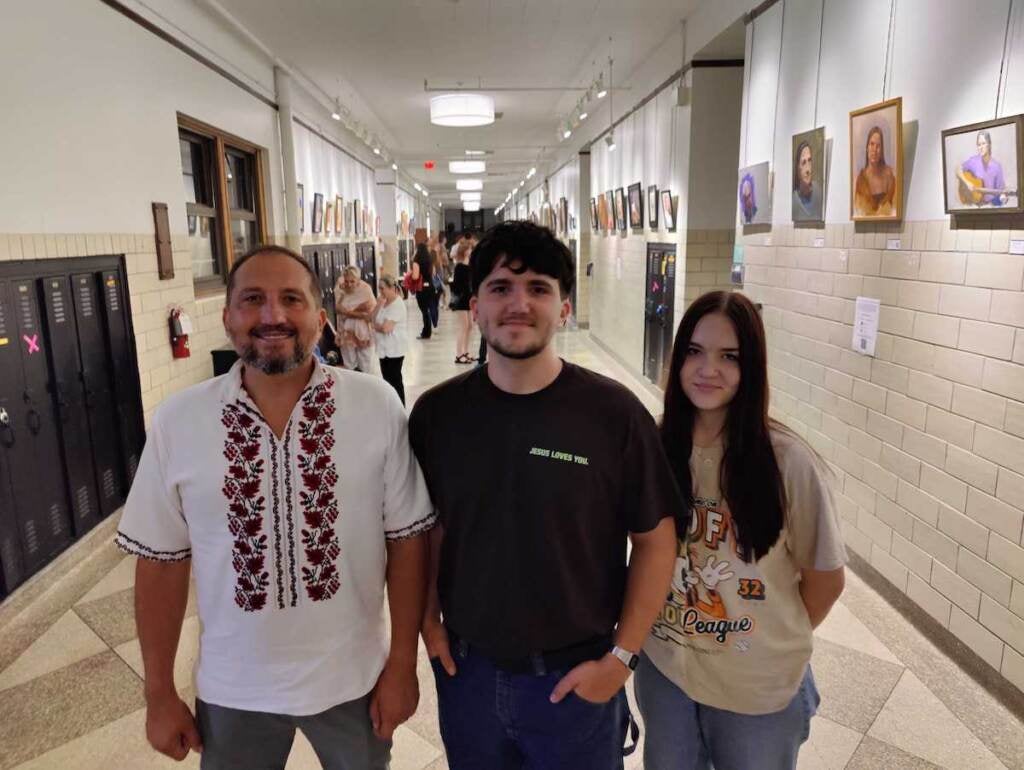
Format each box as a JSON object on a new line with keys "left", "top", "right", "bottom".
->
{"left": 237, "top": 325, "right": 311, "bottom": 375}
{"left": 481, "top": 319, "right": 549, "bottom": 360}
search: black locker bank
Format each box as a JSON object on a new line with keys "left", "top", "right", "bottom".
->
{"left": 0, "top": 255, "right": 144, "bottom": 600}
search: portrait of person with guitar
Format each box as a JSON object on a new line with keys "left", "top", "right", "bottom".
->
{"left": 956, "top": 130, "right": 1017, "bottom": 207}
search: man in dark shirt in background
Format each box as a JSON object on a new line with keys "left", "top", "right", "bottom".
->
{"left": 409, "top": 221, "right": 681, "bottom": 769}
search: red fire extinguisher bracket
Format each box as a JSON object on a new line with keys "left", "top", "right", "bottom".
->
{"left": 169, "top": 306, "right": 193, "bottom": 359}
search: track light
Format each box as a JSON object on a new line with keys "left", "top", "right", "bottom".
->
{"left": 606, "top": 133, "right": 616, "bottom": 151}
{"left": 563, "top": 129, "right": 572, "bottom": 139}
{"left": 373, "top": 147, "right": 380, "bottom": 155}
{"left": 579, "top": 111, "right": 588, "bottom": 121}
{"left": 391, "top": 163, "right": 398, "bottom": 171}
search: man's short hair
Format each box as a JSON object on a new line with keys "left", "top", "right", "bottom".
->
{"left": 226, "top": 245, "right": 322, "bottom": 307}
{"left": 469, "top": 220, "right": 574, "bottom": 299}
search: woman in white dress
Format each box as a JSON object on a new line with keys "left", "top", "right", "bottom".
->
{"left": 334, "top": 265, "right": 381, "bottom": 376}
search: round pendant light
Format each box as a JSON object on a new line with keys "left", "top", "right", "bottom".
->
{"left": 463, "top": 201, "right": 481, "bottom": 212}
{"left": 430, "top": 94, "right": 495, "bottom": 127}
{"left": 449, "top": 160, "right": 487, "bottom": 174}
{"left": 456, "top": 179, "right": 483, "bottom": 191}
{"left": 460, "top": 192, "right": 481, "bottom": 202}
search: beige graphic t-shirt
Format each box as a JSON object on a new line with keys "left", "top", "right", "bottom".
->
{"left": 644, "top": 429, "right": 846, "bottom": 715}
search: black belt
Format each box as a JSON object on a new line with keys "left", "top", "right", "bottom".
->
{"left": 448, "top": 630, "right": 612, "bottom": 675}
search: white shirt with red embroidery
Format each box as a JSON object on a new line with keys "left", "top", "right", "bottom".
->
{"left": 115, "top": 359, "right": 435, "bottom": 716}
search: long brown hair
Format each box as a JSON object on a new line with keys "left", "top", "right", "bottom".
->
{"left": 660, "top": 291, "right": 786, "bottom": 562}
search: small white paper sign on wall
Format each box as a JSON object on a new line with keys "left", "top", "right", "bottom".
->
{"left": 852, "top": 296, "right": 880, "bottom": 356}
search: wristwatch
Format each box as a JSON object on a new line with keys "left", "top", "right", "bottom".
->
{"left": 610, "top": 645, "right": 640, "bottom": 671}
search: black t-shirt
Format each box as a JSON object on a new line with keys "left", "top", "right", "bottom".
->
{"left": 409, "top": 362, "right": 684, "bottom": 658}
{"left": 451, "top": 262, "right": 471, "bottom": 297}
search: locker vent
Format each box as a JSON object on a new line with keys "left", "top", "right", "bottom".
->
{"left": 105, "top": 280, "right": 120, "bottom": 312}
{"left": 78, "top": 281, "right": 95, "bottom": 317}
{"left": 1, "top": 537, "right": 18, "bottom": 576}
{"left": 102, "top": 468, "right": 116, "bottom": 499}
{"left": 17, "top": 289, "right": 35, "bottom": 331}
{"left": 0, "top": 295, "right": 7, "bottom": 335}
{"left": 49, "top": 503, "right": 66, "bottom": 536}
{"left": 76, "top": 485, "right": 92, "bottom": 519}
{"left": 49, "top": 284, "right": 67, "bottom": 324}
{"left": 23, "top": 519, "right": 38, "bottom": 554}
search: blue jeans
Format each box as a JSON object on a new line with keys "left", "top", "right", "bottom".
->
{"left": 431, "top": 641, "right": 630, "bottom": 770}
{"left": 634, "top": 653, "right": 819, "bottom": 770}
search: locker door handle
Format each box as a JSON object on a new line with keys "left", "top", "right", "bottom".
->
{"left": 26, "top": 409, "right": 41, "bottom": 435}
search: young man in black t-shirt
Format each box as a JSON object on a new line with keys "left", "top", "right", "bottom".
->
{"left": 410, "top": 221, "right": 682, "bottom": 770}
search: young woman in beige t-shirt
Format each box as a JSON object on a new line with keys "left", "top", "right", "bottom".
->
{"left": 637, "top": 290, "right": 847, "bottom": 770}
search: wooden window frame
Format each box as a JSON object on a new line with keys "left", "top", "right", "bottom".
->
{"left": 178, "top": 113, "right": 269, "bottom": 292}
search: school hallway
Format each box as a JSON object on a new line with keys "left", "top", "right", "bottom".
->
{"left": 0, "top": 303, "right": 1019, "bottom": 770}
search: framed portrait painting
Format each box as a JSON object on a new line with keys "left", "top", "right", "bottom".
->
{"left": 353, "top": 199, "right": 362, "bottom": 237}
{"left": 614, "top": 187, "right": 627, "bottom": 232}
{"left": 850, "top": 97, "right": 903, "bottom": 221}
{"left": 941, "top": 115, "right": 1022, "bottom": 214}
{"left": 297, "top": 183, "right": 305, "bottom": 233}
{"left": 648, "top": 185, "right": 658, "bottom": 229}
{"left": 605, "top": 191, "right": 615, "bottom": 230}
{"left": 560, "top": 197, "right": 569, "bottom": 235}
{"left": 312, "top": 192, "right": 323, "bottom": 234}
{"left": 737, "top": 161, "right": 772, "bottom": 226}
{"left": 335, "top": 196, "right": 343, "bottom": 233}
{"left": 324, "top": 200, "right": 333, "bottom": 234}
{"left": 661, "top": 189, "right": 676, "bottom": 232}
{"left": 792, "top": 127, "right": 826, "bottom": 222}
{"left": 627, "top": 182, "right": 643, "bottom": 229}
{"left": 590, "top": 198, "right": 600, "bottom": 232}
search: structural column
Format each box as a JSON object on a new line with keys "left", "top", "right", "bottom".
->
{"left": 274, "top": 66, "right": 300, "bottom": 251}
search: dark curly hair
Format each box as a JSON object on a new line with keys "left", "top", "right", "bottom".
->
{"left": 469, "top": 220, "right": 574, "bottom": 298}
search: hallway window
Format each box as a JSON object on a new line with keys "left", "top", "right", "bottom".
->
{"left": 178, "top": 114, "right": 268, "bottom": 292}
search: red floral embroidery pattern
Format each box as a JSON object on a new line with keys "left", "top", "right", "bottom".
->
{"left": 222, "top": 405, "right": 270, "bottom": 611}
{"left": 297, "top": 377, "right": 341, "bottom": 601}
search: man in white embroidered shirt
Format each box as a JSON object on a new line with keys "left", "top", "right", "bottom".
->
{"left": 116, "top": 245, "right": 434, "bottom": 769}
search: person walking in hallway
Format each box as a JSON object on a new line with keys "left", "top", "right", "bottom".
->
{"left": 410, "top": 242, "right": 437, "bottom": 339}
{"left": 335, "top": 265, "right": 381, "bottom": 376}
{"left": 409, "top": 221, "right": 682, "bottom": 770}
{"left": 374, "top": 273, "right": 409, "bottom": 404}
{"left": 116, "top": 246, "right": 435, "bottom": 769}
{"left": 449, "top": 244, "right": 473, "bottom": 364}
{"left": 636, "top": 290, "right": 846, "bottom": 770}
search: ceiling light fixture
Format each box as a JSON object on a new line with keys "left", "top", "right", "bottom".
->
{"left": 465, "top": 149, "right": 486, "bottom": 156}
{"left": 373, "top": 147, "right": 380, "bottom": 155}
{"left": 331, "top": 98, "right": 342, "bottom": 121}
{"left": 449, "top": 160, "right": 486, "bottom": 174}
{"left": 563, "top": 128, "right": 572, "bottom": 139}
{"left": 463, "top": 202, "right": 481, "bottom": 212}
{"left": 606, "top": 133, "right": 616, "bottom": 151}
{"left": 460, "top": 192, "right": 481, "bottom": 202}
{"left": 579, "top": 111, "right": 588, "bottom": 121}
{"left": 430, "top": 94, "right": 495, "bottom": 127}
{"left": 605, "top": 48, "right": 616, "bottom": 152}
{"left": 413, "top": 182, "right": 422, "bottom": 191}
{"left": 527, "top": 167, "right": 536, "bottom": 179}
{"left": 391, "top": 163, "right": 398, "bottom": 171}
{"left": 456, "top": 179, "right": 483, "bottom": 191}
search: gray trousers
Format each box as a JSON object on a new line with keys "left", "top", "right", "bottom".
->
{"left": 196, "top": 693, "right": 391, "bottom": 770}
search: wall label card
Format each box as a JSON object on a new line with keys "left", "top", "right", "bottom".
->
{"left": 852, "top": 296, "right": 880, "bottom": 356}
{"left": 886, "top": 238, "right": 902, "bottom": 250}
{"left": 1009, "top": 239, "right": 1024, "bottom": 255}
{"left": 813, "top": 237, "right": 825, "bottom": 248}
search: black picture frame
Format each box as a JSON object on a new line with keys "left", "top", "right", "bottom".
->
{"left": 648, "top": 185, "right": 658, "bottom": 229}
{"left": 941, "top": 114, "right": 1023, "bottom": 215}
{"left": 614, "top": 187, "right": 627, "bottom": 232}
{"left": 353, "top": 199, "right": 362, "bottom": 237}
{"left": 590, "top": 198, "right": 599, "bottom": 232}
{"left": 627, "top": 182, "right": 643, "bottom": 229}
{"left": 312, "top": 192, "right": 323, "bottom": 234}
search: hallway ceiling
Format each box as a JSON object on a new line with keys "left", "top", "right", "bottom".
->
{"left": 214, "top": 0, "right": 703, "bottom": 208}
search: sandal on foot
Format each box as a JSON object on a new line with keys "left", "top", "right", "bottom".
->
{"left": 455, "top": 354, "right": 473, "bottom": 364}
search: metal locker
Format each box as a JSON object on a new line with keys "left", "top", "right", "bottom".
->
{"left": 70, "top": 273, "right": 126, "bottom": 517}
{"left": 38, "top": 276, "right": 105, "bottom": 534}
{"left": 0, "top": 282, "right": 28, "bottom": 597}
{"left": 98, "top": 270, "right": 145, "bottom": 484}
{"left": 3, "top": 279, "right": 73, "bottom": 574}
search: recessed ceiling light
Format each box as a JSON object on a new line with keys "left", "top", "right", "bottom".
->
{"left": 430, "top": 94, "right": 495, "bottom": 127}
{"left": 456, "top": 179, "right": 483, "bottom": 191}
{"left": 449, "top": 160, "right": 486, "bottom": 174}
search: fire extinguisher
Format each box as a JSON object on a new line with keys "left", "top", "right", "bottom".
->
{"left": 169, "top": 306, "right": 192, "bottom": 359}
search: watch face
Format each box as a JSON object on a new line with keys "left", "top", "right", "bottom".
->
{"left": 627, "top": 655, "right": 639, "bottom": 670}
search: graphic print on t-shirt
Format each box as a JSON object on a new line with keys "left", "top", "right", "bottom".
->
{"left": 651, "top": 497, "right": 759, "bottom": 652}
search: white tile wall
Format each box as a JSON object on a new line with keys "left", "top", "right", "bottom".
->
{"left": 734, "top": 219, "right": 1024, "bottom": 694}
